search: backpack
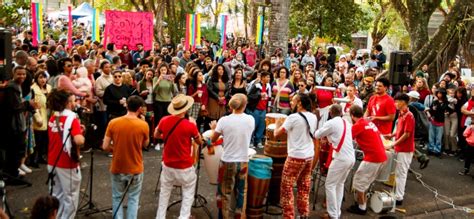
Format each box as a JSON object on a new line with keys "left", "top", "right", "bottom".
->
{"left": 408, "top": 105, "right": 429, "bottom": 141}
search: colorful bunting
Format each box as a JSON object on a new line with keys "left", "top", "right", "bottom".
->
{"left": 92, "top": 8, "right": 100, "bottom": 43}
{"left": 184, "top": 13, "right": 202, "bottom": 51}
{"left": 30, "top": 2, "right": 44, "bottom": 47}
{"left": 256, "top": 15, "right": 264, "bottom": 45}
{"left": 220, "top": 15, "right": 228, "bottom": 50}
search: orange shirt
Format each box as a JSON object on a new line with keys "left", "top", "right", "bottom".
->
{"left": 105, "top": 116, "right": 149, "bottom": 174}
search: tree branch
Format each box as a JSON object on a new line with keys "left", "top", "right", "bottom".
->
{"left": 129, "top": 0, "right": 142, "bottom": 11}
{"left": 438, "top": 6, "right": 448, "bottom": 17}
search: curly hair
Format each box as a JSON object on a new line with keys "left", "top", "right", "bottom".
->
{"left": 210, "top": 64, "right": 229, "bottom": 83}
{"left": 47, "top": 89, "right": 73, "bottom": 112}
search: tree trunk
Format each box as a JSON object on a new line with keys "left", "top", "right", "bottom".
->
{"left": 407, "top": 17, "right": 430, "bottom": 53}
{"left": 249, "top": 0, "right": 258, "bottom": 42}
{"left": 268, "top": 0, "right": 290, "bottom": 57}
{"left": 244, "top": 0, "right": 249, "bottom": 39}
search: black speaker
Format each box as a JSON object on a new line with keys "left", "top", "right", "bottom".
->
{"left": 0, "top": 28, "right": 13, "bottom": 81}
{"left": 389, "top": 51, "right": 412, "bottom": 85}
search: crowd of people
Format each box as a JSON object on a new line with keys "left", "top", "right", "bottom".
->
{"left": 0, "top": 28, "right": 473, "bottom": 219}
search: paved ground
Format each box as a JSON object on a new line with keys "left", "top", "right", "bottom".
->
{"left": 4, "top": 146, "right": 474, "bottom": 218}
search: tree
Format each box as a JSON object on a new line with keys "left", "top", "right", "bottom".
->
{"left": 289, "top": 0, "right": 371, "bottom": 45}
{"left": 0, "top": 1, "right": 29, "bottom": 28}
{"left": 368, "top": 0, "right": 397, "bottom": 47}
{"left": 199, "top": 0, "right": 224, "bottom": 28}
{"left": 390, "top": 0, "right": 473, "bottom": 80}
{"left": 268, "top": 0, "right": 290, "bottom": 56}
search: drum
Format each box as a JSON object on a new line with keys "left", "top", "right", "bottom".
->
{"left": 264, "top": 124, "right": 288, "bottom": 158}
{"left": 202, "top": 130, "right": 224, "bottom": 185}
{"left": 267, "top": 157, "right": 286, "bottom": 205}
{"left": 318, "top": 138, "right": 331, "bottom": 176}
{"left": 202, "top": 145, "right": 223, "bottom": 185}
{"left": 376, "top": 150, "right": 395, "bottom": 182}
{"left": 312, "top": 139, "right": 321, "bottom": 171}
{"left": 370, "top": 191, "right": 395, "bottom": 213}
{"left": 265, "top": 113, "right": 287, "bottom": 127}
{"left": 247, "top": 155, "right": 272, "bottom": 209}
{"left": 246, "top": 207, "right": 265, "bottom": 219}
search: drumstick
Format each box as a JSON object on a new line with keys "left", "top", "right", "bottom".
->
{"left": 395, "top": 208, "right": 406, "bottom": 214}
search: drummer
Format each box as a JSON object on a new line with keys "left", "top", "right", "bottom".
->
{"left": 314, "top": 104, "right": 355, "bottom": 219}
{"left": 386, "top": 94, "right": 415, "bottom": 206}
{"left": 209, "top": 94, "right": 255, "bottom": 218}
{"left": 347, "top": 105, "right": 387, "bottom": 215}
{"left": 273, "top": 93, "right": 317, "bottom": 219}
{"left": 364, "top": 78, "right": 396, "bottom": 137}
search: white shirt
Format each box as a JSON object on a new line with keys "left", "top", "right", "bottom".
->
{"left": 283, "top": 112, "right": 317, "bottom": 159}
{"left": 215, "top": 113, "right": 255, "bottom": 162}
{"left": 314, "top": 116, "right": 355, "bottom": 162}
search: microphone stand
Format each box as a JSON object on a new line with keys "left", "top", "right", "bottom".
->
{"left": 46, "top": 128, "right": 72, "bottom": 195}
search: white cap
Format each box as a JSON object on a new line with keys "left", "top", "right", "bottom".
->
{"left": 407, "top": 91, "right": 420, "bottom": 99}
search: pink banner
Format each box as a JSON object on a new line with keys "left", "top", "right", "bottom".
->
{"left": 31, "top": 3, "right": 38, "bottom": 47}
{"left": 67, "top": 6, "right": 73, "bottom": 49}
{"left": 105, "top": 10, "right": 154, "bottom": 51}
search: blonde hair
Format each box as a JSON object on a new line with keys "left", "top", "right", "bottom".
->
{"left": 229, "top": 93, "right": 247, "bottom": 111}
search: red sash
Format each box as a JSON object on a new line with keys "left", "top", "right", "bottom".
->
{"left": 325, "top": 119, "right": 347, "bottom": 169}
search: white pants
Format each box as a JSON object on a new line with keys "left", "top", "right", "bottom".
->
{"left": 47, "top": 165, "right": 81, "bottom": 219}
{"left": 156, "top": 164, "right": 196, "bottom": 219}
{"left": 325, "top": 159, "right": 354, "bottom": 219}
{"left": 395, "top": 152, "right": 413, "bottom": 201}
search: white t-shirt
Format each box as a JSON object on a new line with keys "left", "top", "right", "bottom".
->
{"left": 314, "top": 116, "right": 355, "bottom": 162}
{"left": 215, "top": 113, "right": 255, "bottom": 162}
{"left": 282, "top": 112, "right": 317, "bottom": 159}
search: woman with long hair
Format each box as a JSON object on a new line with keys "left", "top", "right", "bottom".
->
{"left": 290, "top": 68, "right": 304, "bottom": 86}
{"left": 30, "top": 71, "right": 52, "bottom": 167}
{"left": 427, "top": 88, "right": 451, "bottom": 157}
{"left": 188, "top": 69, "right": 209, "bottom": 130}
{"left": 227, "top": 68, "right": 247, "bottom": 99}
{"left": 271, "top": 66, "right": 295, "bottom": 115}
{"left": 138, "top": 69, "right": 155, "bottom": 147}
{"left": 207, "top": 64, "right": 230, "bottom": 120}
{"left": 152, "top": 63, "right": 175, "bottom": 137}
{"left": 174, "top": 72, "right": 188, "bottom": 95}
{"left": 414, "top": 78, "right": 430, "bottom": 103}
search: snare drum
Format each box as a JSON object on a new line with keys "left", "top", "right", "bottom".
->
{"left": 370, "top": 191, "right": 395, "bottom": 214}
{"left": 247, "top": 155, "right": 272, "bottom": 209}
{"left": 265, "top": 113, "right": 287, "bottom": 127}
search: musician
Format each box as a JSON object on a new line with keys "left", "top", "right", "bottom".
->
{"left": 274, "top": 93, "right": 317, "bottom": 219}
{"left": 102, "top": 96, "right": 149, "bottom": 219}
{"left": 314, "top": 104, "right": 355, "bottom": 219}
{"left": 340, "top": 84, "right": 363, "bottom": 124}
{"left": 347, "top": 105, "right": 387, "bottom": 215}
{"left": 210, "top": 94, "right": 255, "bottom": 218}
{"left": 47, "top": 89, "right": 84, "bottom": 219}
{"left": 155, "top": 94, "right": 203, "bottom": 219}
{"left": 364, "top": 78, "right": 396, "bottom": 136}
{"left": 387, "top": 94, "right": 415, "bottom": 206}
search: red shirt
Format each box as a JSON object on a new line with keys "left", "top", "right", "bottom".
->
{"left": 158, "top": 115, "right": 200, "bottom": 169}
{"left": 352, "top": 119, "right": 387, "bottom": 163}
{"left": 394, "top": 109, "right": 415, "bottom": 152}
{"left": 48, "top": 115, "right": 82, "bottom": 168}
{"left": 256, "top": 84, "right": 269, "bottom": 111}
{"left": 244, "top": 49, "right": 257, "bottom": 67}
{"left": 187, "top": 84, "right": 209, "bottom": 106}
{"left": 417, "top": 88, "right": 430, "bottom": 103}
{"left": 315, "top": 89, "right": 333, "bottom": 108}
{"left": 366, "top": 94, "right": 396, "bottom": 135}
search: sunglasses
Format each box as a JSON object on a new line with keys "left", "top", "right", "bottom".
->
{"left": 65, "top": 64, "right": 72, "bottom": 67}
{"left": 299, "top": 84, "right": 306, "bottom": 87}
{"left": 114, "top": 75, "right": 122, "bottom": 78}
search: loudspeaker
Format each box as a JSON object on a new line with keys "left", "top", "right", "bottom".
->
{"left": 0, "top": 28, "right": 13, "bottom": 81}
{"left": 389, "top": 51, "right": 412, "bottom": 85}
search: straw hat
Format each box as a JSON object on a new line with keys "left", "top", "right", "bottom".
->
{"left": 167, "top": 94, "right": 194, "bottom": 115}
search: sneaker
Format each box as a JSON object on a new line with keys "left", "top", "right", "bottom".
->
{"left": 20, "top": 164, "right": 32, "bottom": 173}
{"left": 347, "top": 204, "right": 367, "bottom": 215}
{"left": 257, "top": 143, "right": 264, "bottom": 149}
{"left": 18, "top": 169, "right": 26, "bottom": 176}
{"left": 396, "top": 200, "right": 403, "bottom": 206}
{"left": 155, "top": 143, "right": 162, "bottom": 151}
{"left": 458, "top": 169, "right": 469, "bottom": 176}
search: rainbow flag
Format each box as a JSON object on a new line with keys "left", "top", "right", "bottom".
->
{"left": 67, "top": 5, "right": 73, "bottom": 48}
{"left": 184, "top": 13, "right": 202, "bottom": 51}
{"left": 220, "top": 15, "right": 228, "bottom": 50}
{"left": 31, "top": 2, "right": 44, "bottom": 47}
{"left": 92, "top": 8, "right": 100, "bottom": 43}
{"left": 256, "top": 15, "right": 264, "bottom": 45}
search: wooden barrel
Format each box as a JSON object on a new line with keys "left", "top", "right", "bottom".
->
{"left": 265, "top": 113, "right": 288, "bottom": 127}
{"left": 267, "top": 157, "right": 286, "bottom": 205}
{"left": 246, "top": 206, "right": 264, "bottom": 219}
{"left": 247, "top": 155, "right": 272, "bottom": 208}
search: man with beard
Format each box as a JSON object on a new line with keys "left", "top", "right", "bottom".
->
{"left": 364, "top": 78, "right": 396, "bottom": 136}
{"left": 132, "top": 43, "right": 147, "bottom": 67}
{"left": 314, "top": 104, "right": 355, "bottom": 219}
{"left": 161, "top": 47, "right": 172, "bottom": 63}
{"left": 358, "top": 76, "right": 375, "bottom": 108}
{"left": 273, "top": 93, "right": 317, "bottom": 218}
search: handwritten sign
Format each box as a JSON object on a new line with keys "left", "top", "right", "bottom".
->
{"left": 105, "top": 10, "right": 154, "bottom": 51}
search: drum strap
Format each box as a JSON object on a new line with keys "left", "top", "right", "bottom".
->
{"left": 163, "top": 118, "right": 185, "bottom": 146}
{"left": 335, "top": 119, "right": 347, "bottom": 152}
{"left": 298, "top": 112, "right": 315, "bottom": 139}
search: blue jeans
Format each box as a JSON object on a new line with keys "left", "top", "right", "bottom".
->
{"left": 249, "top": 109, "right": 266, "bottom": 145}
{"left": 111, "top": 173, "right": 144, "bottom": 219}
{"left": 428, "top": 123, "right": 443, "bottom": 153}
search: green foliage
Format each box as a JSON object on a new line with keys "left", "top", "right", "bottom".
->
{"left": 201, "top": 27, "right": 220, "bottom": 43}
{"left": 289, "top": 0, "right": 371, "bottom": 44}
{"left": 0, "top": 1, "right": 30, "bottom": 28}
{"left": 94, "top": 0, "right": 134, "bottom": 11}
